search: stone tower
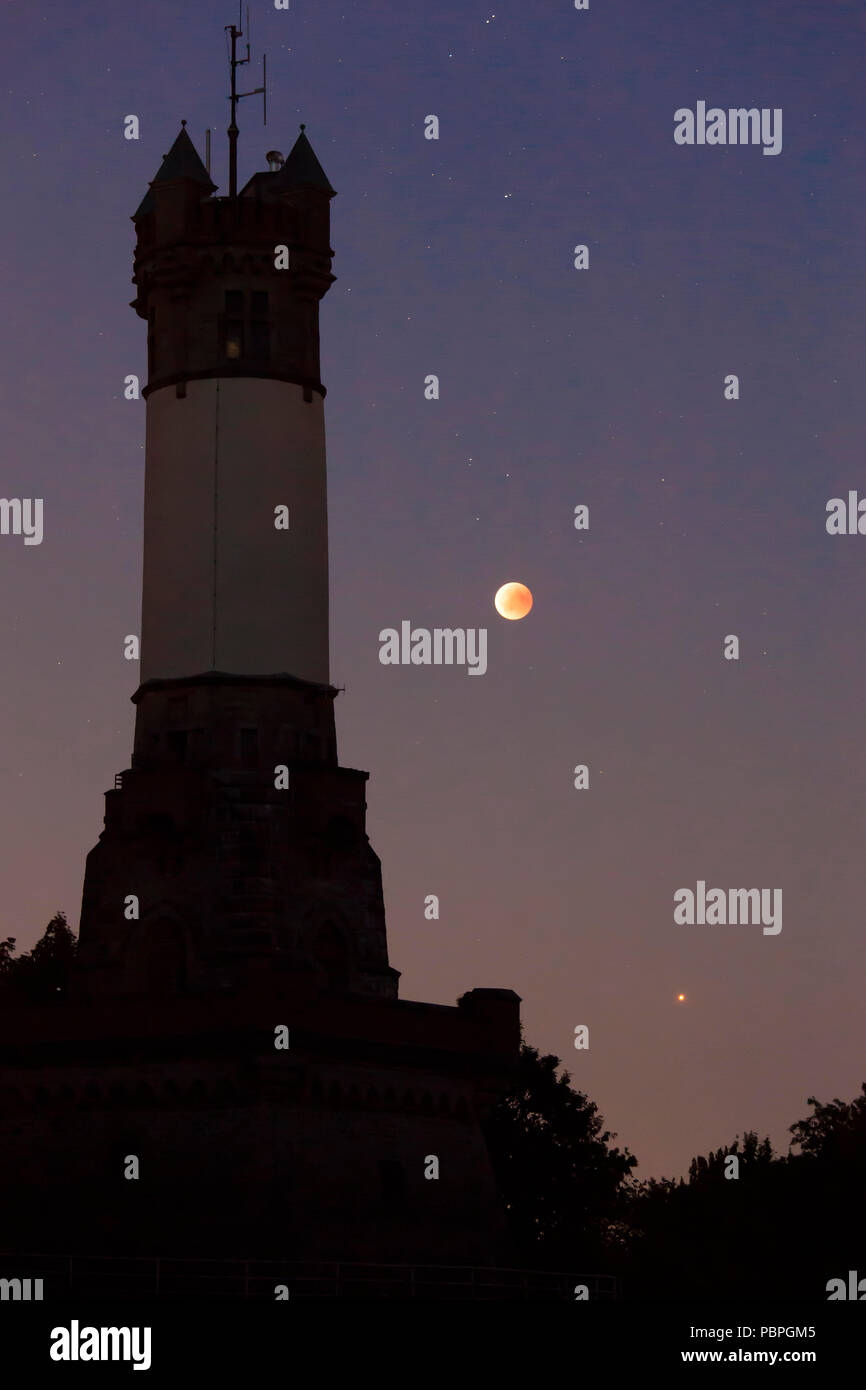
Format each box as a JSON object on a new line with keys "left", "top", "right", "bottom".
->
{"left": 0, "top": 117, "right": 520, "bottom": 1273}
{"left": 75, "top": 125, "right": 399, "bottom": 1001}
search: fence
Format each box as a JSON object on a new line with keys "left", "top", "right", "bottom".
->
{"left": 0, "top": 1253, "right": 617, "bottom": 1300}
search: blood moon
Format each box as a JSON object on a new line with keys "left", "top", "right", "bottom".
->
{"left": 494, "top": 581, "right": 533, "bottom": 620}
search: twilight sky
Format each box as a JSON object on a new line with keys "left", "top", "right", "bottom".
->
{"left": 1, "top": 0, "right": 865, "bottom": 1178}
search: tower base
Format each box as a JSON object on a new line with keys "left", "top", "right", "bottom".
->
{"left": 0, "top": 985, "right": 520, "bottom": 1265}
{"left": 75, "top": 672, "right": 399, "bottom": 1000}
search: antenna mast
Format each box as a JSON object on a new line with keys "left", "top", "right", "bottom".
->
{"left": 225, "top": 4, "right": 267, "bottom": 199}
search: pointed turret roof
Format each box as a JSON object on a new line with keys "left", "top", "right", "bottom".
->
{"left": 269, "top": 126, "right": 336, "bottom": 196}
{"left": 133, "top": 125, "right": 216, "bottom": 218}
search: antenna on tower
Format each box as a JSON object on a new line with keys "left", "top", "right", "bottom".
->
{"left": 225, "top": 6, "right": 267, "bottom": 199}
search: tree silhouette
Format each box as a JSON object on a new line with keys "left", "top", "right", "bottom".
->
{"left": 789, "top": 1083, "right": 866, "bottom": 1161}
{"left": 484, "top": 1042, "right": 637, "bottom": 1269}
{"left": 0, "top": 912, "right": 77, "bottom": 1002}
{"left": 622, "top": 1084, "right": 866, "bottom": 1298}
{"left": 687, "top": 1130, "right": 775, "bottom": 1185}
{"left": 0, "top": 936, "right": 17, "bottom": 979}
{"left": 486, "top": 1070, "right": 866, "bottom": 1296}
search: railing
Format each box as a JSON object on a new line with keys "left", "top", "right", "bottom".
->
{"left": 0, "top": 1254, "right": 618, "bottom": 1300}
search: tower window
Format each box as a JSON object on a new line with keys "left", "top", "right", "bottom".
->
{"left": 297, "top": 731, "right": 319, "bottom": 761}
{"left": 223, "top": 290, "right": 244, "bottom": 360}
{"left": 166, "top": 730, "right": 188, "bottom": 765}
{"left": 225, "top": 322, "right": 244, "bottom": 360}
{"left": 249, "top": 291, "right": 270, "bottom": 362}
{"left": 249, "top": 319, "right": 270, "bottom": 361}
{"left": 220, "top": 290, "right": 270, "bottom": 363}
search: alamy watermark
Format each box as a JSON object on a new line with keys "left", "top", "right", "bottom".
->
{"left": 0, "top": 498, "right": 43, "bottom": 545}
{"left": 674, "top": 104, "right": 783, "bottom": 157}
{"left": 50, "top": 1321, "right": 151, "bottom": 1371}
{"left": 826, "top": 492, "right": 866, "bottom": 534}
{"left": 0, "top": 1276, "right": 43, "bottom": 1300}
{"left": 379, "top": 622, "right": 487, "bottom": 676}
{"left": 674, "top": 881, "right": 782, "bottom": 935}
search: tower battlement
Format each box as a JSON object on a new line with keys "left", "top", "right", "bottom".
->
{"left": 131, "top": 133, "right": 336, "bottom": 400}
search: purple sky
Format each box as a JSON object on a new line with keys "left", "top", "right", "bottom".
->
{"left": 1, "top": 0, "right": 864, "bottom": 1177}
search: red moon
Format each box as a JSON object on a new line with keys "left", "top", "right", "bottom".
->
{"left": 494, "top": 582, "right": 533, "bottom": 620}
